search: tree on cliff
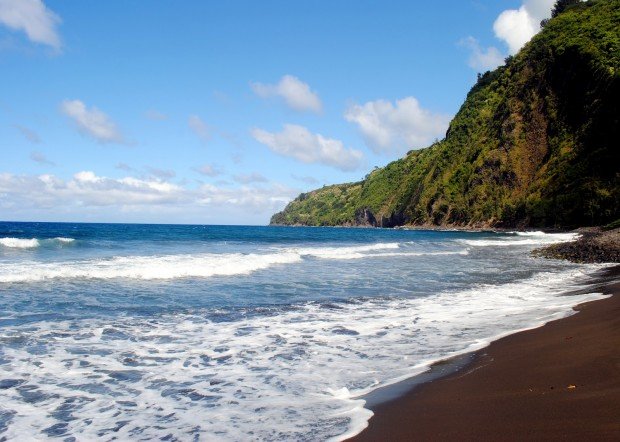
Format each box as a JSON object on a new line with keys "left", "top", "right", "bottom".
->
{"left": 552, "top": 0, "right": 582, "bottom": 17}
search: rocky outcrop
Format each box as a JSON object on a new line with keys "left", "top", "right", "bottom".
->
{"left": 533, "top": 228, "right": 620, "bottom": 263}
{"left": 354, "top": 208, "right": 377, "bottom": 226}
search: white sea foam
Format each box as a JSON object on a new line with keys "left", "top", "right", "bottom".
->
{"left": 0, "top": 237, "right": 76, "bottom": 249}
{"left": 0, "top": 251, "right": 303, "bottom": 282}
{"left": 291, "top": 242, "right": 400, "bottom": 260}
{"left": 0, "top": 265, "right": 610, "bottom": 440}
{"left": 0, "top": 237, "right": 40, "bottom": 248}
{"left": 0, "top": 242, "right": 439, "bottom": 282}
{"left": 515, "top": 230, "right": 547, "bottom": 236}
{"left": 460, "top": 232, "right": 579, "bottom": 247}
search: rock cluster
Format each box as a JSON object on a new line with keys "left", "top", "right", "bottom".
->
{"left": 533, "top": 228, "right": 620, "bottom": 263}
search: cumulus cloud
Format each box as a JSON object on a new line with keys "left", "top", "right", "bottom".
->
{"left": 0, "top": 171, "right": 184, "bottom": 208}
{"left": 251, "top": 75, "right": 322, "bottom": 113}
{"left": 14, "top": 125, "right": 41, "bottom": 143}
{"left": 291, "top": 174, "right": 319, "bottom": 185}
{"left": 0, "top": 0, "right": 61, "bottom": 50}
{"left": 61, "top": 99, "right": 125, "bottom": 144}
{"left": 0, "top": 171, "right": 297, "bottom": 218}
{"left": 233, "top": 173, "right": 268, "bottom": 184}
{"left": 146, "top": 167, "right": 176, "bottom": 179}
{"left": 194, "top": 164, "right": 223, "bottom": 177}
{"left": 29, "top": 151, "right": 54, "bottom": 165}
{"left": 115, "top": 162, "right": 134, "bottom": 172}
{"left": 345, "top": 97, "right": 451, "bottom": 154}
{"left": 188, "top": 115, "right": 210, "bottom": 143}
{"left": 195, "top": 182, "right": 296, "bottom": 214}
{"left": 493, "top": 0, "right": 555, "bottom": 54}
{"left": 252, "top": 124, "right": 364, "bottom": 171}
{"left": 459, "top": 37, "right": 504, "bottom": 71}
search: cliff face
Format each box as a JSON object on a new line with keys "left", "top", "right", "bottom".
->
{"left": 271, "top": 0, "right": 619, "bottom": 229}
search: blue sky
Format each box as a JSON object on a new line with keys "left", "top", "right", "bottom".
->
{"left": 0, "top": 0, "right": 555, "bottom": 224}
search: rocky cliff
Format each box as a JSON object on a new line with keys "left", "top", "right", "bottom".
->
{"left": 271, "top": 0, "right": 619, "bottom": 228}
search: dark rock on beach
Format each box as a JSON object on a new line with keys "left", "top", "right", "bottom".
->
{"left": 533, "top": 227, "right": 620, "bottom": 263}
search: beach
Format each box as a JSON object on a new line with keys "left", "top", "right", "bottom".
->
{"left": 352, "top": 266, "right": 620, "bottom": 441}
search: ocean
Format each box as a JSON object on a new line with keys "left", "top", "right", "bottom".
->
{"left": 0, "top": 222, "right": 609, "bottom": 440}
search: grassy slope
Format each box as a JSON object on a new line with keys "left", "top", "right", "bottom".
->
{"left": 271, "top": 0, "right": 619, "bottom": 228}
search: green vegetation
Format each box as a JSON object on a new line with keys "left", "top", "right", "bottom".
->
{"left": 271, "top": 0, "right": 619, "bottom": 228}
{"left": 552, "top": 0, "right": 583, "bottom": 18}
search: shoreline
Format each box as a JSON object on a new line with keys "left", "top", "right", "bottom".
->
{"left": 349, "top": 265, "right": 620, "bottom": 441}
{"left": 268, "top": 223, "right": 567, "bottom": 233}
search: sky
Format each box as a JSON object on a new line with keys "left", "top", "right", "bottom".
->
{"left": 0, "top": 0, "right": 556, "bottom": 225}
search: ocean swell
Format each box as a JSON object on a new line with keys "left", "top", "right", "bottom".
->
{"left": 0, "top": 242, "right": 459, "bottom": 282}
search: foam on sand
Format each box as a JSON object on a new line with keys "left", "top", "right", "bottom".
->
{"left": 0, "top": 265, "right": 609, "bottom": 441}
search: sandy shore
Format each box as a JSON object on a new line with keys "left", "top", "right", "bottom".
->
{"left": 351, "top": 266, "right": 620, "bottom": 441}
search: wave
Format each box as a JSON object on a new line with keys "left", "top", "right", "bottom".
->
{"left": 0, "top": 242, "right": 466, "bottom": 282}
{"left": 290, "top": 242, "right": 400, "bottom": 260}
{"left": 0, "top": 237, "right": 40, "bottom": 248}
{"left": 514, "top": 231, "right": 578, "bottom": 241}
{"left": 0, "top": 237, "right": 76, "bottom": 249}
{"left": 460, "top": 232, "right": 578, "bottom": 247}
{"left": 514, "top": 230, "right": 547, "bottom": 236}
{"left": 0, "top": 252, "right": 302, "bottom": 282}
{"left": 0, "top": 265, "right": 609, "bottom": 441}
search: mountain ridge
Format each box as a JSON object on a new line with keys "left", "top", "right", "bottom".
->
{"left": 271, "top": 0, "right": 619, "bottom": 229}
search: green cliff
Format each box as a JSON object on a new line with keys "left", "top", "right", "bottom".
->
{"left": 271, "top": 0, "right": 619, "bottom": 228}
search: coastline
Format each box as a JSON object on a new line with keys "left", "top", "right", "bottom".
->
{"left": 349, "top": 265, "right": 620, "bottom": 441}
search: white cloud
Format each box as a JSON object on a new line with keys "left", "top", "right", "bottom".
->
{"left": 146, "top": 167, "right": 176, "bottom": 179}
{"left": 115, "top": 162, "right": 134, "bottom": 172}
{"left": 196, "top": 182, "right": 296, "bottom": 215}
{"left": 14, "top": 124, "right": 41, "bottom": 143}
{"left": 0, "top": 171, "right": 184, "bottom": 207}
{"left": 251, "top": 75, "right": 322, "bottom": 113}
{"left": 29, "top": 151, "right": 54, "bottom": 165}
{"left": 523, "top": 0, "right": 557, "bottom": 23}
{"left": 291, "top": 174, "right": 319, "bottom": 185}
{"left": 345, "top": 97, "right": 451, "bottom": 154}
{"left": 194, "top": 164, "right": 223, "bottom": 177}
{"left": 0, "top": 171, "right": 297, "bottom": 222}
{"left": 233, "top": 173, "right": 268, "bottom": 184}
{"left": 493, "top": 0, "right": 555, "bottom": 54}
{"left": 252, "top": 124, "right": 364, "bottom": 171}
{"left": 0, "top": 0, "right": 61, "bottom": 50}
{"left": 459, "top": 36, "right": 504, "bottom": 71}
{"left": 188, "top": 115, "right": 210, "bottom": 143}
{"left": 61, "top": 99, "right": 125, "bottom": 144}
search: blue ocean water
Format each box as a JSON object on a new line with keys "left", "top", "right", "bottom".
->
{"left": 0, "top": 222, "right": 609, "bottom": 440}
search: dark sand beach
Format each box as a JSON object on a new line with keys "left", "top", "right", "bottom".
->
{"left": 352, "top": 266, "right": 620, "bottom": 441}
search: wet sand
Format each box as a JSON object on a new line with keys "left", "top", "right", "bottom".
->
{"left": 352, "top": 267, "right": 620, "bottom": 441}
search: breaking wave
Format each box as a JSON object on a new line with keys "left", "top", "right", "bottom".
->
{"left": 0, "top": 266, "right": 609, "bottom": 441}
{"left": 0, "top": 237, "right": 76, "bottom": 249}
{"left": 460, "top": 231, "right": 578, "bottom": 247}
{"left": 0, "top": 242, "right": 472, "bottom": 282}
